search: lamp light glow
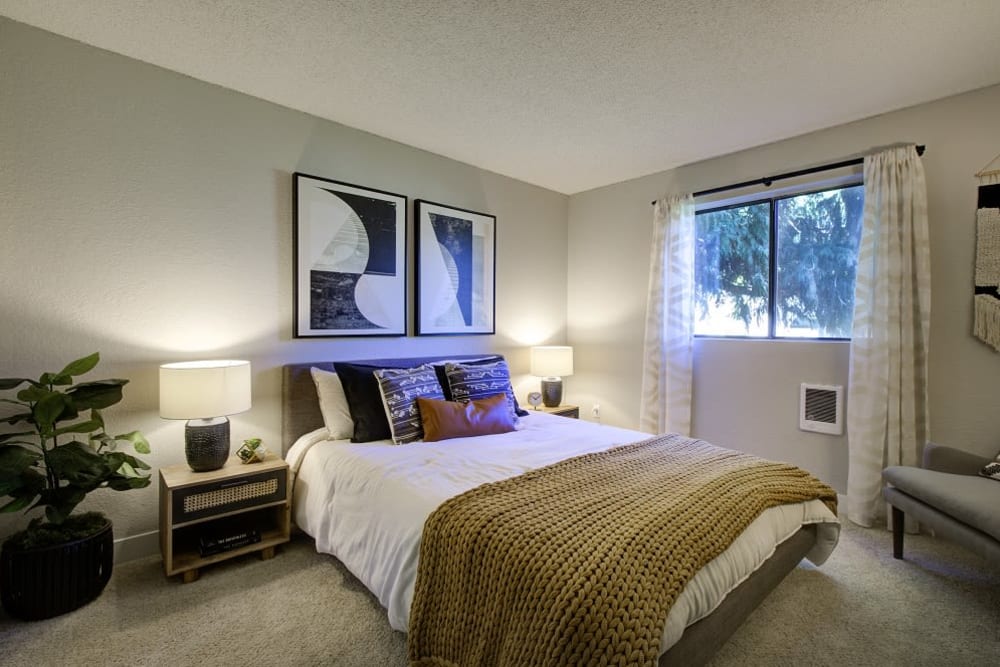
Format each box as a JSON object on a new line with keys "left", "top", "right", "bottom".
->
{"left": 159, "top": 360, "right": 251, "bottom": 472}
{"left": 530, "top": 346, "right": 573, "bottom": 408}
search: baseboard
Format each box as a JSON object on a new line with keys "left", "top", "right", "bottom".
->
{"left": 114, "top": 529, "right": 160, "bottom": 564}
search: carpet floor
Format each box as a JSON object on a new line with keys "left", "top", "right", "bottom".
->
{"left": 1, "top": 519, "right": 997, "bottom": 666}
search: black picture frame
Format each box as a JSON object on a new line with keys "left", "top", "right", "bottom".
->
{"left": 414, "top": 200, "right": 496, "bottom": 336}
{"left": 293, "top": 173, "right": 407, "bottom": 337}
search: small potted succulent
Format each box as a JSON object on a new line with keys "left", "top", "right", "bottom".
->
{"left": 0, "top": 352, "right": 151, "bottom": 620}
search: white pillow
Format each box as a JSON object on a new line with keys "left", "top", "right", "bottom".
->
{"left": 310, "top": 367, "right": 354, "bottom": 440}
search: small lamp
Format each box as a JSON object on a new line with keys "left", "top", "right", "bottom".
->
{"left": 159, "top": 360, "right": 252, "bottom": 472}
{"left": 530, "top": 346, "right": 573, "bottom": 408}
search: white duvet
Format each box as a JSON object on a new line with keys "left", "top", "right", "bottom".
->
{"left": 287, "top": 412, "right": 839, "bottom": 655}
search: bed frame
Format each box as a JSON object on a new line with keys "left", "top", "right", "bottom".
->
{"left": 282, "top": 358, "right": 819, "bottom": 666}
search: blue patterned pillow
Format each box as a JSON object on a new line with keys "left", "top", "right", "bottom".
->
{"left": 444, "top": 360, "right": 519, "bottom": 424}
{"left": 374, "top": 365, "right": 445, "bottom": 444}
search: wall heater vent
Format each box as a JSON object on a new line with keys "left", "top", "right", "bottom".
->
{"left": 799, "top": 383, "right": 843, "bottom": 435}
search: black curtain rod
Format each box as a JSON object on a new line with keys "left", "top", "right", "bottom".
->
{"left": 651, "top": 145, "right": 926, "bottom": 205}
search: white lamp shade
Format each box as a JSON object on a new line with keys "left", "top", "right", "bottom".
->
{"left": 159, "top": 360, "right": 252, "bottom": 420}
{"left": 530, "top": 346, "right": 574, "bottom": 377}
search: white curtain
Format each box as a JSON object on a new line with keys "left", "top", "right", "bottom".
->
{"left": 846, "top": 145, "right": 931, "bottom": 527}
{"left": 640, "top": 194, "right": 695, "bottom": 435}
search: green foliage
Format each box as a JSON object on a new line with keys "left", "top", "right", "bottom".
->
{"left": 694, "top": 185, "right": 863, "bottom": 336}
{"left": 0, "top": 353, "right": 152, "bottom": 528}
{"left": 3, "top": 511, "right": 109, "bottom": 550}
{"left": 695, "top": 202, "right": 770, "bottom": 331}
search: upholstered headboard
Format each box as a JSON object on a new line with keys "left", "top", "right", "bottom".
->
{"left": 281, "top": 354, "right": 496, "bottom": 455}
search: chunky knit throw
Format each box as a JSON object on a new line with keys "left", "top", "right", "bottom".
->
{"left": 408, "top": 434, "right": 837, "bottom": 667}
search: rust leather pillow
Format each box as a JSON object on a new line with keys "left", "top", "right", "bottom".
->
{"left": 417, "top": 393, "right": 516, "bottom": 443}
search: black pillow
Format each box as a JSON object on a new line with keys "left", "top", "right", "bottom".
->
{"left": 432, "top": 355, "right": 528, "bottom": 417}
{"left": 333, "top": 361, "right": 400, "bottom": 442}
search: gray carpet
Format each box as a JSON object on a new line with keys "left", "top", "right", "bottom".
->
{"left": 1, "top": 520, "right": 997, "bottom": 666}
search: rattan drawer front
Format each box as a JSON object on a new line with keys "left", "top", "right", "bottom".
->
{"left": 171, "top": 468, "right": 287, "bottom": 525}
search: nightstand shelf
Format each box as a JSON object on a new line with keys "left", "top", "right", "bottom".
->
{"left": 159, "top": 456, "right": 290, "bottom": 583}
{"left": 530, "top": 404, "right": 579, "bottom": 418}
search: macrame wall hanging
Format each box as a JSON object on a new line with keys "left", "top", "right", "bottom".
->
{"left": 974, "top": 152, "right": 1000, "bottom": 352}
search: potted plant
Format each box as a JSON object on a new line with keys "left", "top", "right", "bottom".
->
{"left": 0, "top": 352, "right": 151, "bottom": 620}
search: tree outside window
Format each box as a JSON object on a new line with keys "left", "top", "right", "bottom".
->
{"left": 694, "top": 184, "right": 863, "bottom": 339}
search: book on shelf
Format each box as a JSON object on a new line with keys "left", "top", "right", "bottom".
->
{"left": 199, "top": 528, "right": 261, "bottom": 557}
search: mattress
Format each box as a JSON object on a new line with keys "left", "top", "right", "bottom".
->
{"left": 288, "top": 411, "right": 839, "bottom": 654}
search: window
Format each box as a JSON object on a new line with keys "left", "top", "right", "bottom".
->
{"left": 694, "top": 183, "right": 864, "bottom": 339}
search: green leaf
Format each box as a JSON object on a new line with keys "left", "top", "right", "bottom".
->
{"left": 59, "top": 353, "right": 100, "bottom": 379}
{"left": 0, "top": 431, "right": 35, "bottom": 444}
{"left": 0, "top": 494, "right": 35, "bottom": 514}
{"left": 91, "top": 433, "right": 117, "bottom": 452}
{"left": 17, "top": 384, "right": 53, "bottom": 403}
{"left": 122, "top": 452, "right": 151, "bottom": 471}
{"left": 41, "top": 486, "right": 88, "bottom": 524}
{"left": 0, "top": 466, "right": 45, "bottom": 498}
{"left": 33, "top": 391, "right": 70, "bottom": 431}
{"left": 116, "top": 430, "right": 151, "bottom": 454}
{"left": 0, "top": 445, "right": 41, "bottom": 474}
{"left": 39, "top": 372, "right": 72, "bottom": 386}
{"left": 45, "top": 441, "right": 109, "bottom": 486}
{"left": 53, "top": 419, "right": 102, "bottom": 437}
{"left": 0, "top": 378, "right": 32, "bottom": 391}
{"left": 67, "top": 380, "right": 126, "bottom": 410}
{"left": 107, "top": 475, "right": 151, "bottom": 491}
{"left": 116, "top": 452, "right": 151, "bottom": 474}
{"left": 91, "top": 408, "right": 105, "bottom": 430}
{"left": 0, "top": 407, "right": 33, "bottom": 426}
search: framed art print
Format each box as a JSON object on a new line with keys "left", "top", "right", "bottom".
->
{"left": 415, "top": 200, "right": 496, "bottom": 335}
{"left": 294, "top": 173, "right": 407, "bottom": 337}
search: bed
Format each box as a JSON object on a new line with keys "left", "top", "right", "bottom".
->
{"left": 282, "top": 356, "right": 839, "bottom": 666}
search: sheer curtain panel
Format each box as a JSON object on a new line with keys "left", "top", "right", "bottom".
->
{"left": 847, "top": 145, "right": 931, "bottom": 527}
{"left": 640, "top": 195, "right": 695, "bottom": 436}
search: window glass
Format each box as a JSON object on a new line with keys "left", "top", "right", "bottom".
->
{"left": 775, "top": 185, "right": 864, "bottom": 338}
{"left": 693, "top": 184, "right": 863, "bottom": 339}
{"left": 694, "top": 202, "right": 770, "bottom": 337}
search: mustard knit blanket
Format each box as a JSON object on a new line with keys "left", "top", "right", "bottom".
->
{"left": 408, "top": 433, "right": 837, "bottom": 667}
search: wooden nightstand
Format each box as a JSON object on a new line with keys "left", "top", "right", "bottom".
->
{"left": 159, "top": 455, "right": 290, "bottom": 583}
{"left": 531, "top": 404, "right": 579, "bottom": 418}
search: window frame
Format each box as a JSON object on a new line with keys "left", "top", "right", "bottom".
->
{"left": 693, "top": 179, "right": 863, "bottom": 341}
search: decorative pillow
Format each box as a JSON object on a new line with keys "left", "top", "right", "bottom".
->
{"left": 333, "top": 361, "right": 399, "bottom": 442}
{"left": 444, "top": 359, "right": 520, "bottom": 424}
{"left": 374, "top": 365, "right": 445, "bottom": 444}
{"left": 309, "top": 367, "right": 354, "bottom": 440}
{"left": 417, "top": 394, "right": 516, "bottom": 442}
{"left": 981, "top": 452, "right": 1000, "bottom": 481}
{"left": 432, "top": 355, "right": 528, "bottom": 417}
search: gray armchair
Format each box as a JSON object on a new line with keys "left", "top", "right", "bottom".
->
{"left": 882, "top": 442, "right": 1000, "bottom": 563}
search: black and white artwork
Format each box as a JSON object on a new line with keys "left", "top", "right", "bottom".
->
{"left": 415, "top": 200, "right": 495, "bottom": 335}
{"left": 294, "top": 173, "right": 407, "bottom": 337}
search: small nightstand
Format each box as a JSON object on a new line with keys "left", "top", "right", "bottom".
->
{"left": 159, "top": 455, "right": 290, "bottom": 583}
{"left": 531, "top": 404, "right": 579, "bottom": 419}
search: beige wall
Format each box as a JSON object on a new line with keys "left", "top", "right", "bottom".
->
{"left": 0, "top": 20, "right": 569, "bottom": 552}
{"left": 5, "top": 16, "right": 1000, "bottom": 554}
{"left": 568, "top": 84, "right": 1000, "bottom": 492}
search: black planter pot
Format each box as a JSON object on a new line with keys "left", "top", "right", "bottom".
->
{"left": 0, "top": 520, "right": 114, "bottom": 621}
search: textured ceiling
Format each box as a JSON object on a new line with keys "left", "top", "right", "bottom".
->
{"left": 3, "top": 1, "right": 1000, "bottom": 194}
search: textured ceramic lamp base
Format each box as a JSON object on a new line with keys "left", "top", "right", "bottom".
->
{"left": 541, "top": 379, "right": 563, "bottom": 408}
{"left": 185, "top": 418, "right": 230, "bottom": 472}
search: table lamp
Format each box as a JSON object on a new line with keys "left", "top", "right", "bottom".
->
{"left": 530, "top": 346, "right": 573, "bottom": 408}
{"left": 159, "top": 360, "right": 252, "bottom": 472}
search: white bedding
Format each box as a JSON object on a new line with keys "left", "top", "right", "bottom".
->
{"left": 288, "top": 412, "right": 840, "bottom": 654}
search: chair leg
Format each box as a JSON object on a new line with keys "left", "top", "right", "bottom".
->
{"left": 891, "top": 505, "right": 904, "bottom": 559}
